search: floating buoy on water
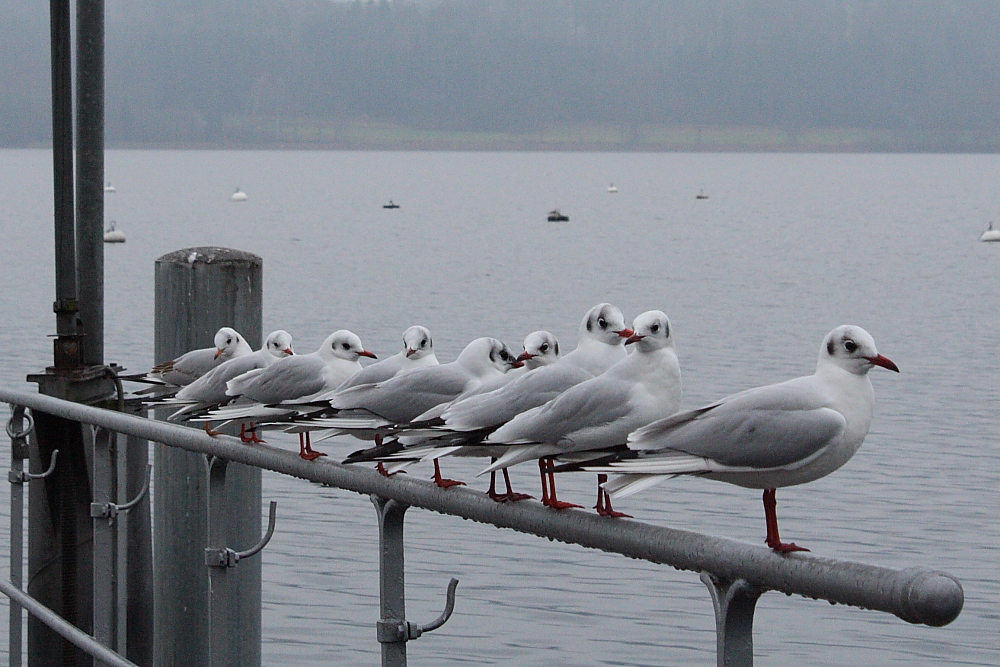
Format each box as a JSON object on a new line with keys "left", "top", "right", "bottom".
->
{"left": 231, "top": 187, "right": 248, "bottom": 202}
{"left": 104, "top": 182, "right": 116, "bottom": 193}
{"left": 104, "top": 221, "right": 126, "bottom": 243}
{"left": 980, "top": 221, "right": 1000, "bottom": 242}
{"left": 607, "top": 183, "right": 618, "bottom": 193}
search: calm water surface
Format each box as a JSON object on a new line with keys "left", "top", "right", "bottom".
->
{"left": 0, "top": 149, "right": 997, "bottom": 666}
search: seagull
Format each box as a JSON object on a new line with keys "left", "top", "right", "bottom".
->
{"left": 137, "top": 327, "right": 253, "bottom": 390}
{"left": 157, "top": 330, "right": 295, "bottom": 422}
{"left": 411, "top": 330, "right": 561, "bottom": 424}
{"left": 341, "top": 304, "right": 632, "bottom": 501}
{"left": 437, "top": 303, "right": 632, "bottom": 432}
{"left": 481, "top": 310, "right": 682, "bottom": 514}
{"left": 592, "top": 325, "right": 899, "bottom": 552}
{"left": 336, "top": 325, "right": 438, "bottom": 391}
{"left": 200, "top": 331, "right": 375, "bottom": 458}
{"left": 330, "top": 337, "right": 522, "bottom": 486}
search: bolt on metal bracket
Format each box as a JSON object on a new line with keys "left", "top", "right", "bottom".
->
{"left": 90, "top": 464, "right": 151, "bottom": 521}
{"left": 376, "top": 578, "right": 460, "bottom": 643}
{"left": 205, "top": 500, "right": 277, "bottom": 568}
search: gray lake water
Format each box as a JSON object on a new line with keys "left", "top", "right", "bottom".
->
{"left": 0, "top": 149, "right": 997, "bottom": 666}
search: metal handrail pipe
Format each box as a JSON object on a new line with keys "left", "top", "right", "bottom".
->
{"left": 0, "top": 577, "right": 138, "bottom": 667}
{"left": 0, "top": 388, "right": 963, "bottom": 628}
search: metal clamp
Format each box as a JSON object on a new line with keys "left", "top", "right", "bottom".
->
{"left": 205, "top": 500, "right": 277, "bottom": 568}
{"left": 90, "top": 464, "right": 151, "bottom": 520}
{"left": 8, "top": 450, "right": 58, "bottom": 484}
{"left": 376, "top": 578, "right": 459, "bottom": 643}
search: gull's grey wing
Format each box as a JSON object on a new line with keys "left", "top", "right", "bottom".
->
{"left": 443, "top": 363, "right": 593, "bottom": 431}
{"left": 331, "top": 364, "right": 470, "bottom": 423}
{"left": 237, "top": 355, "right": 327, "bottom": 404}
{"left": 176, "top": 351, "right": 269, "bottom": 403}
{"left": 628, "top": 381, "right": 845, "bottom": 469}
{"left": 161, "top": 347, "right": 218, "bottom": 385}
{"left": 491, "top": 375, "right": 633, "bottom": 446}
{"left": 337, "top": 352, "right": 406, "bottom": 391}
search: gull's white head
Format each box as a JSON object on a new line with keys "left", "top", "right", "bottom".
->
{"left": 263, "top": 330, "right": 294, "bottom": 358}
{"left": 579, "top": 303, "right": 632, "bottom": 347}
{"left": 517, "top": 331, "right": 560, "bottom": 369}
{"left": 819, "top": 325, "right": 899, "bottom": 376}
{"left": 402, "top": 325, "right": 434, "bottom": 360}
{"left": 214, "top": 327, "right": 247, "bottom": 359}
{"left": 457, "top": 337, "right": 521, "bottom": 376}
{"left": 623, "top": 311, "right": 674, "bottom": 352}
{"left": 320, "top": 330, "right": 377, "bottom": 362}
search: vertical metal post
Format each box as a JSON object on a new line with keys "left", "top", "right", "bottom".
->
{"left": 49, "top": 0, "right": 79, "bottom": 365}
{"left": 123, "top": 422, "right": 152, "bottom": 667}
{"left": 153, "top": 248, "right": 262, "bottom": 667}
{"left": 75, "top": 0, "right": 105, "bottom": 366}
{"left": 701, "top": 572, "right": 764, "bottom": 667}
{"left": 206, "top": 458, "right": 231, "bottom": 667}
{"left": 8, "top": 407, "right": 32, "bottom": 667}
{"left": 372, "top": 496, "right": 409, "bottom": 667}
{"left": 91, "top": 427, "right": 116, "bottom": 656}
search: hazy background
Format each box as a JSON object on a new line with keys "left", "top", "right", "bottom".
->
{"left": 4, "top": 0, "right": 1000, "bottom": 151}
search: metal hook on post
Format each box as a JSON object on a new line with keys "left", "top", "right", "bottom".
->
{"left": 90, "top": 464, "right": 151, "bottom": 521}
{"left": 205, "top": 501, "right": 277, "bottom": 568}
{"left": 376, "top": 578, "right": 461, "bottom": 644}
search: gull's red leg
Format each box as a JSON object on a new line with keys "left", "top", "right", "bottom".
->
{"left": 204, "top": 421, "right": 222, "bottom": 437}
{"left": 240, "top": 423, "right": 253, "bottom": 443}
{"left": 432, "top": 459, "right": 465, "bottom": 489}
{"left": 248, "top": 422, "right": 266, "bottom": 444}
{"left": 538, "top": 458, "right": 551, "bottom": 505}
{"left": 545, "top": 459, "right": 582, "bottom": 510}
{"left": 596, "top": 474, "right": 632, "bottom": 518}
{"left": 301, "top": 431, "right": 326, "bottom": 459}
{"left": 763, "top": 488, "right": 808, "bottom": 553}
{"left": 502, "top": 467, "right": 533, "bottom": 502}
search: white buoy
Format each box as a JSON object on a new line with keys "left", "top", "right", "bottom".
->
{"left": 980, "top": 222, "right": 1000, "bottom": 242}
{"left": 104, "top": 221, "right": 126, "bottom": 243}
{"left": 231, "top": 187, "right": 248, "bottom": 202}
{"left": 607, "top": 183, "right": 618, "bottom": 193}
{"left": 104, "top": 182, "right": 116, "bottom": 193}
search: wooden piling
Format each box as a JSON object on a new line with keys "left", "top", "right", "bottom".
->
{"left": 152, "top": 247, "right": 263, "bottom": 667}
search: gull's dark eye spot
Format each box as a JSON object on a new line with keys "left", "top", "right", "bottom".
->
{"left": 226, "top": 338, "right": 232, "bottom": 345}
{"left": 421, "top": 339, "right": 427, "bottom": 347}
{"left": 500, "top": 350, "right": 509, "bottom": 361}
{"left": 540, "top": 344, "right": 548, "bottom": 352}
{"left": 598, "top": 317, "right": 607, "bottom": 329}
{"left": 341, "top": 342, "right": 351, "bottom": 350}
{"left": 650, "top": 323, "right": 659, "bottom": 333}
{"left": 844, "top": 340, "right": 858, "bottom": 353}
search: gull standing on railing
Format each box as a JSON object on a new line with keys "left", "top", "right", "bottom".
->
{"left": 129, "top": 326, "right": 254, "bottom": 391}
{"left": 592, "top": 324, "right": 899, "bottom": 551}
{"left": 335, "top": 325, "right": 438, "bottom": 391}
{"left": 198, "top": 330, "right": 376, "bottom": 457}
{"left": 480, "top": 310, "right": 682, "bottom": 514}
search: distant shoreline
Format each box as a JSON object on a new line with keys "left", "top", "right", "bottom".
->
{"left": 6, "top": 122, "right": 1000, "bottom": 153}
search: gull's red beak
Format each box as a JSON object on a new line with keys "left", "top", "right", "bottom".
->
{"left": 516, "top": 351, "right": 536, "bottom": 362}
{"left": 868, "top": 354, "right": 899, "bottom": 373}
{"left": 284, "top": 348, "right": 294, "bottom": 355}
{"left": 616, "top": 328, "right": 635, "bottom": 338}
{"left": 405, "top": 348, "right": 417, "bottom": 357}
{"left": 360, "top": 350, "right": 378, "bottom": 359}
{"left": 624, "top": 333, "right": 645, "bottom": 345}
{"left": 509, "top": 359, "right": 524, "bottom": 368}
{"left": 214, "top": 348, "right": 225, "bottom": 358}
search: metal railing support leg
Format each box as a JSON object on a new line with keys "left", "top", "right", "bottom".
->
{"left": 92, "top": 427, "right": 118, "bottom": 656}
{"left": 206, "top": 457, "right": 231, "bottom": 667}
{"left": 8, "top": 406, "right": 34, "bottom": 667}
{"left": 373, "top": 495, "right": 409, "bottom": 667}
{"left": 701, "top": 572, "right": 765, "bottom": 667}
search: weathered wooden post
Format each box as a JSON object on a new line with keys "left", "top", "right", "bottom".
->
{"left": 152, "top": 247, "right": 263, "bottom": 667}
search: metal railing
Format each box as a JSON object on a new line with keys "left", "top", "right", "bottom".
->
{"left": 1, "top": 387, "right": 964, "bottom": 667}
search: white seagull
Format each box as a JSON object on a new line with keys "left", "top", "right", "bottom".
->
{"left": 593, "top": 324, "right": 899, "bottom": 552}
{"left": 202, "top": 331, "right": 375, "bottom": 458}
{"left": 336, "top": 325, "right": 438, "bottom": 391}
{"left": 327, "top": 337, "right": 521, "bottom": 486}
{"left": 142, "top": 327, "right": 253, "bottom": 389}
{"left": 481, "top": 310, "right": 682, "bottom": 514}
{"left": 159, "top": 330, "right": 295, "bottom": 422}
